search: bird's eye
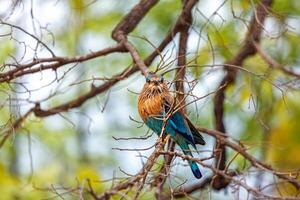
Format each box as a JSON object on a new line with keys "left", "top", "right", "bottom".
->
{"left": 146, "top": 78, "right": 150, "bottom": 83}
{"left": 160, "top": 77, "right": 164, "bottom": 83}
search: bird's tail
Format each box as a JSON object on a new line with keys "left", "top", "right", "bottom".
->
{"left": 175, "top": 135, "right": 202, "bottom": 179}
{"left": 188, "top": 160, "right": 202, "bottom": 179}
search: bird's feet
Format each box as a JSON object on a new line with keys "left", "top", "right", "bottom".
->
{"left": 163, "top": 135, "right": 170, "bottom": 143}
{"left": 156, "top": 135, "right": 170, "bottom": 148}
{"left": 157, "top": 135, "right": 170, "bottom": 145}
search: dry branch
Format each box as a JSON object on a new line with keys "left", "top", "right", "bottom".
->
{"left": 153, "top": 2, "right": 198, "bottom": 200}
{"left": 0, "top": 43, "right": 126, "bottom": 83}
{"left": 253, "top": 41, "right": 300, "bottom": 79}
{"left": 0, "top": 0, "right": 202, "bottom": 146}
{"left": 212, "top": 0, "right": 273, "bottom": 189}
{"left": 96, "top": 138, "right": 169, "bottom": 200}
{"left": 1, "top": 0, "right": 299, "bottom": 200}
{"left": 161, "top": 126, "right": 300, "bottom": 199}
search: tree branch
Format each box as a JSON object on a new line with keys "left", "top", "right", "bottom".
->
{"left": 253, "top": 41, "right": 300, "bottom": 79}
{"left": 111, "top": 0, "right": 159, "bottom": 40}
{"left": 0, "top": 0, "right": 203, "bottom": 148}
{"left": 0, "top": 43, "right": 126, "bottom": 83}
{"left": 154, "top": 1, "right": 198, "bottom": 199}
{"left": 96, "top": 138, "right": 168, "bottom": 200}
{"left": 212, "top": 0, "right": 272, "bottom": 189}
{"left": 162, "top": 126, "right": 300, "bottom": 198}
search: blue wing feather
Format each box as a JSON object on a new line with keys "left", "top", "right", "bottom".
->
{"left": 167, "top": 112, "right": 196, "bottom": 147}
{"left": 145, "top": 112, "right": 196, "bottom": 148}
{"left": 143, "top": 95, "right": 197, "bottom": 148}
{"left": 142, "top": 96, "right": 203, "bottom": 179}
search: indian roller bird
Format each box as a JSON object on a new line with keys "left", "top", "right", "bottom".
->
{"left": 138, "top": 72, "right": 205, "bottom": 179}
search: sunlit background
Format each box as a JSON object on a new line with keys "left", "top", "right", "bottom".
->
{"left": 0, "top": 0, "right": 300, "bottom": 199}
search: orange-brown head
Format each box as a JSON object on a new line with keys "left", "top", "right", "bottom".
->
{"left": 143, "top": 73, "right": 166, "bottom": 93}
{"left": 138, "top": 73, "right": 171, "bottom": 120}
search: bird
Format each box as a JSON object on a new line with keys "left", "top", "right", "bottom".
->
{"left": 138, "top": 72, "right": 205, "bottom": 179}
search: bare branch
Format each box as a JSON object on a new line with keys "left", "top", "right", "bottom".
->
{"left": 212, "top": 0, "right": 273, "bottom": 189}
{"left": 253, "top": 41, "right": 300, "bottom": 79}
{"left": 0, "top": 43, "right": 126, "bottom": 83}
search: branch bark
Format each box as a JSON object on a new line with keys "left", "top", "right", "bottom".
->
{"left": 253, "top": 41, "right": 300, "bottom": 79}
{"left": 96, "top": 139, "right": 168, "bottom": 200}
{"left": 0, "top": 0, "right": 200, "bottom": 148}
{"left": 212, "top": 0, "right": 273, "bottom": 190}
{"left": 154, "top": 1, "right": 198, "bottom": 199}
{"left": 165, "top": 126, "right": 300, "bottom": 198}
{"left": 0, "top": 44, "right": 126, "bottom": 83}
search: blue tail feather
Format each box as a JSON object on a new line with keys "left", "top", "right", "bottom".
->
{"left": 174, "top": 134, "right": 202, "bottom": 179}
{"left": 189, "top": 161, "right": 202, "bottom": 179}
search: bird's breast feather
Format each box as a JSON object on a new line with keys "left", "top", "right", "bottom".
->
{"left": 138, "top": 95, "right": 163, "bottom": 120}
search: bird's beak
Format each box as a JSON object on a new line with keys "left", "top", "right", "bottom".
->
{"left": 153, "top": 81, "right": 159, "bottom": 85}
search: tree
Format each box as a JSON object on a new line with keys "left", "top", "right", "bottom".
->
{"left": 0, "top": 0, "right": 300, "bottom": 199}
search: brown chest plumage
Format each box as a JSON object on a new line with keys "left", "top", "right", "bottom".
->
{"left": 138, "top": 94, "right": 163, "bottom": 120}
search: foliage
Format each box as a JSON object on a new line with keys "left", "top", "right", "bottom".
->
{"left": 0, "top": 0, "right": 300, "bottom": 199}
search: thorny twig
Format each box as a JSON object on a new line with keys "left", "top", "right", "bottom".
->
{"left": 1, "top": 0, "right": 300, "bottom": 200}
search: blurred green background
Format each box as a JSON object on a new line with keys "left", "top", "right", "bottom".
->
{"left": 0, "top": 0, "right": 300, "bottom": 199}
